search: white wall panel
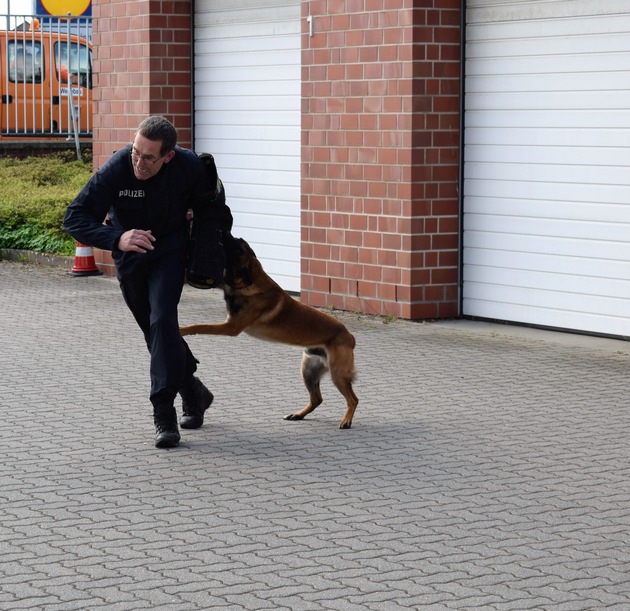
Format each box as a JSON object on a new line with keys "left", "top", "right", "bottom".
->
{"left": 464, "top": 1, "right": 630, "bottom": 336}
{"left": 194, "top": 1, "right": 301, "bottom": 291}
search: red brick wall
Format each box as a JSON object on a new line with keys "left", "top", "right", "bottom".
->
{"left": 301, "top": 0, "right": 461, "bottom": 319}
{"left": 91, "top": 0, "right": 193, "bottom": 169}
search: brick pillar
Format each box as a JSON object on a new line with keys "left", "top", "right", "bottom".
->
{"left": 91, "top": 0, "right": 193, "bottom": 169}
{"left": 301, "top": 0, "right": 461, "bottom": 319}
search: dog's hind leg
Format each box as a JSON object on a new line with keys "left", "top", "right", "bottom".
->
{"left": 328, "top": 343, "right": 358, "bottom": 429}
{"left": 284, "top": 348, "right": 328, "bottom": 422}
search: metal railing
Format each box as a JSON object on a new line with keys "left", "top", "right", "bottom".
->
{"left": 0, "top": 14, "right": 92, "bottom": 142}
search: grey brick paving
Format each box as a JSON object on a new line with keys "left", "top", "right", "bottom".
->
{"left": 1, "top": 259, "right": 630, "bottom": 610}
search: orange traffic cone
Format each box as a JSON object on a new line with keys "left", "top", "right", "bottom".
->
{"left": 70, "top": 242, "right": 102, "bottom": 276}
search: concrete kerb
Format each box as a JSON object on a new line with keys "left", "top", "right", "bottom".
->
{"left": 0, "top": 248, "right": 74, "bottom": 270}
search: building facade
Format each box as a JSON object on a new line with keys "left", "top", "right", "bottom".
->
{"left": 91, "top": 0, "right": 630, "bottom": 338}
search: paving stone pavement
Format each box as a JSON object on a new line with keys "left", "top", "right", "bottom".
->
{"left": 1, "top": 259, "right": 630, "bottom": 610}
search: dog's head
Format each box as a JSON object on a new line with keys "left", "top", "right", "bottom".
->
{"left": 222, "top": 234, "right": 258, "bottom": 288}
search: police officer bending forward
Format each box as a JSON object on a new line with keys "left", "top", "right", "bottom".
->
{"left": 64, "top": 115, "right": 233, "bottom": 448}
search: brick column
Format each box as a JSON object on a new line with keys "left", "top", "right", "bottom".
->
{"left": 301, "top": 0, "right": 461, "bottom": 319}
{"left": 91, "top": 0, "right": 193, "bottom": 169}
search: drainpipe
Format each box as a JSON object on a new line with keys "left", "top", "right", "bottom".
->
{"left": 457, "top": 0, "right": 467, "bottom": 317}
{"left": 190, "top": 0, "right": 196, "bottom": 147}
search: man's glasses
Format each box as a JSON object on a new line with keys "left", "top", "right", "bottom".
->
{"left": 131, "top": 147, "right": 165, "bottom": 166}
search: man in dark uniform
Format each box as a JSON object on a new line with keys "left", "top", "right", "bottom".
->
{"left": 64, "top": 116, "right": 233, "bottom": 448}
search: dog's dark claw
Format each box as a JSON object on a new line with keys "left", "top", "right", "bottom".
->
{"left": 284, "top": 413, "right": 303, "bottom": 421}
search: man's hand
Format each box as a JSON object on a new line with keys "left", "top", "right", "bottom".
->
{"left": 117, "top": 229, "right": 156, "bottom": 253}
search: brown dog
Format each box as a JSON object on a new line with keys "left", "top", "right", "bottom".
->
{"left": 180, "top": 236, "right": 358, "bottom": 428}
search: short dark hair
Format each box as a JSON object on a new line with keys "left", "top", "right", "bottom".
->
{"left": 136, "top": 116, "right": 178, "bottom": 156}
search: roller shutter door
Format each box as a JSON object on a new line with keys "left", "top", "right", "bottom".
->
{"left": 464, "top": 0, "right": 630, "bottom": 337}
{"left": 194, "top": 1, "right": 301, "bottom": 291}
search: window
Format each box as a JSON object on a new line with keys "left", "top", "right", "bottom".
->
{"left": 54, "top": 41, "right": 92, "bottom": 89}
{"left": 8, "top": 41, "right": 43, "bottom": 84}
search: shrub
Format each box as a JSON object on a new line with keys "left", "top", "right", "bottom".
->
{"left": 0, "top": 153, "right": 93, "bottom": 256}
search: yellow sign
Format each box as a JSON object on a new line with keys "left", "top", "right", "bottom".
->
{"left": 40, "top": 0, "right": 91, "bottom": 16}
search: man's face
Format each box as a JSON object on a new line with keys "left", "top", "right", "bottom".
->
{"left": 131, "top": 133, "right": 174, "bottom": 180}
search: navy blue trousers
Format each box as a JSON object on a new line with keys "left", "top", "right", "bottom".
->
{"left": 117, "top": 250, "right": 198, "bottom": 408}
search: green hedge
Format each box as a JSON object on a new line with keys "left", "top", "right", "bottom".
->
{"left": 0, "top": 152, "right": 93, "bottom": 256}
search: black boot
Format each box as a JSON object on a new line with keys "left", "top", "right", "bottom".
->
{"left": 154, "top": 403, "right": 180, "bottom": 448}
{"left": 179, "top": 376, "right": 213, "bottom": 429}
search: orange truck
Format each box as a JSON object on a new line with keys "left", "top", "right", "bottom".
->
{"left": 0, "top": 22, "right": 92, "bottom": 140}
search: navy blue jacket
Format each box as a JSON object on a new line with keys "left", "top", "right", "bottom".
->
{"left": 64, "top": 145, "right": 233, "bottom": 274}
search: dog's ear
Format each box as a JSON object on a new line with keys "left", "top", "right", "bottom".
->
{"left": 239, "top": 238, "right": 256, "bottom": 259}
{"left": 222, "top": 233, "right": 239, "bottom": 256}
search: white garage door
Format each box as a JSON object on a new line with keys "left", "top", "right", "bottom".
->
{"left": 464, "top": 0, "right": 630, "bottom": 337}
{"left": 194, "top": 0, "right": 301, "bottom": 292}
